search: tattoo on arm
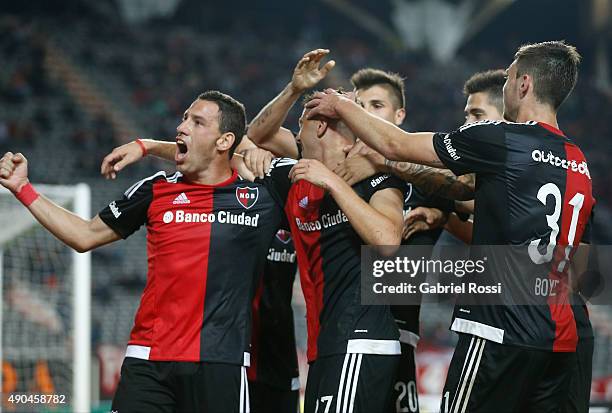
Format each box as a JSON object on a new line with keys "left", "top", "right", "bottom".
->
{"left": 249, "top": 87, "right": 292, "bottom": 130}
{"left": 251, "top": 107, "right": 272, "bottom": 128}
{"left": 384, "top": 159, "right": 475, "bottom": 200}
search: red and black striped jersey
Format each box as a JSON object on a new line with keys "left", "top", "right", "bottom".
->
{"left": 98, "top": 170, "right": 285, "bottom": 365}
{"left": 247, "top": 229, "right": 299, "bottom": 391}
{"left": 263, "top": 159, "right": 403, "bottom": 362}
{"left": 432, "top": 120, "right": 595, "bottom": 352}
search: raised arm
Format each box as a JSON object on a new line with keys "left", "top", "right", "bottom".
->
{"left": 101, "top": 139, "right": 176, "bottom": 179}
{"left": 247, "top": 49, "right": 335, "bottom": 158}
{"left": 101, "top": 135, "right": 275, "bottom": 183}
{"left": 306, "top": 91, "right": 442, "bottom": 167}
{"left": 289, "top": 159, "right": 403, "bottom": 247}
{"left": 2, "top": 152, "right": 121, "bottom": 252}
{"left": 383, "top": 162, "right": 475, "bottom": 200}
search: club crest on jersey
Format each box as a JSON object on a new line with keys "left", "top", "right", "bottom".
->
{"left": 236, "top": 186, "right": 259, "bottom": 209}
{"left": 275, "top": 229, "right": 292, "bottom": 244}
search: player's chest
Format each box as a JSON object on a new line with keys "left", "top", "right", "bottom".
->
{"left": 147, "top": 183, "right": 278, "bottom": 235}
{"left": 285, "top": 182, "right": 356, "bottom": 238}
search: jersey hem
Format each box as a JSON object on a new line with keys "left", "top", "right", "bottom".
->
{"left": 125, "top": 345, "right": 251, "bottom": 365}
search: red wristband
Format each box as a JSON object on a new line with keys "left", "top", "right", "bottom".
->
{"left": 15, "top": 183, "right": 40, "bottom": 207}
{"left": 135, "top": 138, "right": 148, "bottom": 157}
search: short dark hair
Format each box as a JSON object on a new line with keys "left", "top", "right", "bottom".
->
{"left": 350, "top": 68, "right": 405, "bottom": 110}
{"left": 197, "top": 90, "right": 246, "bottom": 155}
{"left": 514, "top": 40, "right": 581, "bottom": 109}
{"left": 463, "top": 69, "right": 506, "bottom": 113}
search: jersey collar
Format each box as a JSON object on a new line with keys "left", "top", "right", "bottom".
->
{"left": 184, "top": 169, "right": 238, "bottom": 187}
{"left": 538, "top": 122, "right": 566, "bottom": 137}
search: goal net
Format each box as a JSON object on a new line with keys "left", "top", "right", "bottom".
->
{"left": 0, "top": 184, "right": 91, "bottom": 412}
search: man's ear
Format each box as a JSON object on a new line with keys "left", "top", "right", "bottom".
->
{"left": 217, "top": 132, "right": 236, "bottom": 152}
{"left": 316, "top": 119, "right": 328, "bottom": 139}
{"left": 519, "top": 74, "right": 531, "bottom": 99}
{"left": 394, "top": 108, "right": 406, "bottom": 126}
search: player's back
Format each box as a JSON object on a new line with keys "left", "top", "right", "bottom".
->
{"left": 433, "top": 120, "right": 595, "bottom": 351}
{"left": 469, "top": 121, "right": 593, "bottom": 247}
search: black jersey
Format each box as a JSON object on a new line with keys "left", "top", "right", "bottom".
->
{"left": 262, "top": 159, "right": 403, "bottom": 362}
{"left": 393, "top": 184, "right": 454, "bottom": 346}
{"left": 402, "top": 183, "right": 454, "bottom": 247}
{"left": 98, "top": 170, "right": 284, "bottom": 364}
{"left": 432, "top": 121, "right": 595, "bottom": 352}
{"left": 247, "top": 229, "right": 299, "bottom": 391}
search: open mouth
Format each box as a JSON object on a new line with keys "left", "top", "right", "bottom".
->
{"left": 177, "top": 140, "right": 188, "bottom": 154}
{"left": 175, "top": 138, "right": 188, "bottom": 162}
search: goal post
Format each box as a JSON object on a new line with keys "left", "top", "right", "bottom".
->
{"left": 0, "top": 183, "right": 91, "bottom": 412}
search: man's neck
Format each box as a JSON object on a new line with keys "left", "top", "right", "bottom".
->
{"left": 320, "top": 148, "right": 346, "bottom": 170}
{"left": 301, "top": 135, "right": 350, "bottom": 169}
{"left": 185, "top": 160, "right": 233, "bottom": 185}
{"left": 515, "top": 103, "right": 558, "bottom": 128}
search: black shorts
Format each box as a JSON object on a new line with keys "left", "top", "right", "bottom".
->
{"left": 562, "top": 337, "right": 594, "bottom": 413}
{"left": 389, "top": 343, "right": 419, "bottom": 413}
{"left": 441, "top": 334, "right": 576, "bottom": 413}
{"left": 111, "top": 357, "right": 249, "bottom": 413}
{"left": 304, "top": 353, "right": 399, "bottom": 413}
{"left": 249, "top": 380, "right": 299, "bottom": 413}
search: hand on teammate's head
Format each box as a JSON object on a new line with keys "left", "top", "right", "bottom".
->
{"left": 304, "top": 90, "right": 344, "bottom": 121}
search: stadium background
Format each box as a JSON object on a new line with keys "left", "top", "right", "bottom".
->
{"left": 1, "top": 0, "right": 611, "bottom": 411}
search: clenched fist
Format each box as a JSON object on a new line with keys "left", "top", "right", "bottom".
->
{"left": 0, "top": 152, "right": 30, "bottom": 193}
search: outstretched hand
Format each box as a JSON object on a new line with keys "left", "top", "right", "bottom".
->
{"left": 291, "top": 49, "right": 336, "bottom": 92}
{"left": 101, "top": 141, "right": 146, "bottom": 179}
{"left": 0, "top": 152, "right": 30, "bottom": 193}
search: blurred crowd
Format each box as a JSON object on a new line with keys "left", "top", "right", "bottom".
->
{"left": 2, "top": 15, "right": 610, "bottom": 210}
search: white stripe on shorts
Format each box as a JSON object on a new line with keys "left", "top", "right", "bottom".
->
{"left": 451, "top": 337, "right": 485, "bottom": 413}
{"left": 240, "top": 366, "right": 250, "bottom": 413}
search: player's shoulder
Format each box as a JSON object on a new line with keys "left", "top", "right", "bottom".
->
{"left": 356, "top": 173, "right": 404, "bottom": 195}
{"left": 266, "top": 157, "right": 298, "bottom": 176}
{"left": 458, "top": 119, "right": 538, "bottom": 134}
{"left": 269, "top": 157, "right": 298, "bottom": 170}
{"left": 364, "top": 173, "right": 393, "bottom": 188}
{"left": 124, "top": 170, "right": 181, "bottom": 199}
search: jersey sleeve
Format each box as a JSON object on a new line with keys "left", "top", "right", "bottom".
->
{"left": 364, "top": 173, "right": 407, "bottom": 200}
{"left": 432, "top": 121, "right": 507, "bottom": 176}
{"left": 98, "top": 176, "right": 156, "bottom": 239}
{"left": 258, "top": 157, "right": 297, "bottom": 207}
